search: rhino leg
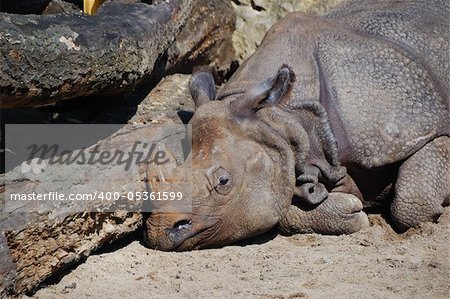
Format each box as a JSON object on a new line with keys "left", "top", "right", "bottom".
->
{"left": 391, "top": 136, "right": 450, "bottom": 231}
{"left": 278, "top": 192, "right": 369, "bottom": 235}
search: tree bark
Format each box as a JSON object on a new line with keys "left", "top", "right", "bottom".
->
{"left": 165, "top": 0, "right": 236, "bottom": 80}
{"left": 0, "top": 0, "right": 192, "bottom": 108}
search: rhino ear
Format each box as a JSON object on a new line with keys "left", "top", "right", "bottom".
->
{"left": 190, "top": 70, "right": 216, "bottom": 109}
{"left": 232, "top": 65, "right": 295, "bottom": 115}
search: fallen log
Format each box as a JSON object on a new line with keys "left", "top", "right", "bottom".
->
{"left": 0, "top": 74, "right": 194, "bottom": 296}
{"left": 0, "top": 117, "right": 189, "bottom": 295}
{"left": 0, "top": 0, "right": 192, "bottom": 108}
{"left": 0, "top": 0, "right": 235, "bottom": 128}
{"left": 165, "top": 0, "right": 236, "bottom": 80}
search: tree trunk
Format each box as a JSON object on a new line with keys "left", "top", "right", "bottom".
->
{"left": 0, "top": 0, "right": 192, "bottom": 108}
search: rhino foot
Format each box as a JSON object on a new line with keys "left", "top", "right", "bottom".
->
{"left": 279, "top": 192, "right": 369, "bottom": 235}
{"left": 391, "top": 136, "right": 450, "bottom": 231}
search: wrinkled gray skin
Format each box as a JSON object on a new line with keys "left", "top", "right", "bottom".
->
{"left": 145, "top": 0, "right": 450, "bottom": 251}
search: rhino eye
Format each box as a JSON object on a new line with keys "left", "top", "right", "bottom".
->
{"left": 213, "top": 168, "right": 232, "bottom": 194}
{"left": 219, "top": 175, "right": 230, "bottom": 186}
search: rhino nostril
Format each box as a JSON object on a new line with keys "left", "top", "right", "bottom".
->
{"left": 308, "top": 186, "right": 315, "bottom": 194}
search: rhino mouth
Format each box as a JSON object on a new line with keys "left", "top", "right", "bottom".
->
{"left": 168, "top": 219, "right": 194, "bottom": 246}
{"left": 145, "top": 213, "right": 222, "bottom": 251}
{"left": 171, "top": 221, "right": 222, "bottom": 251}
{"left": 159, "top": 219, "right": 208, "bottom": 251}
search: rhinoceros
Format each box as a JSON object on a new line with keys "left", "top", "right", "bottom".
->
{"left": 144, "top": 0, "right": 450, "bottom": 251}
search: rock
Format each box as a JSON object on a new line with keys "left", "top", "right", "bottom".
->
{"left": 231, "top": 0, "right": 344, "bottom": 62}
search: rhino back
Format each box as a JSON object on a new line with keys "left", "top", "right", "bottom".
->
{"left": 325, "top": 0, "right": 449, "bottom": 90}
{"left": 317, "top": 0, "right": 449, "bottom": 168}
{"left": 220, "top": 0, "right": 449, "bottom": 169}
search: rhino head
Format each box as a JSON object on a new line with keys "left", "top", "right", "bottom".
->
{"left": 144, "top": 66, "right": 346, "bottom": 251}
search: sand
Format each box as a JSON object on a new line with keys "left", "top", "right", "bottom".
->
{"left": 24, "top": 208, "right": 449, "bottom": 299}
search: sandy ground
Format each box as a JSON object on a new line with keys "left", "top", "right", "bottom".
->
{"left": 24, "top": 208, "right": 449, "bottom": 299}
